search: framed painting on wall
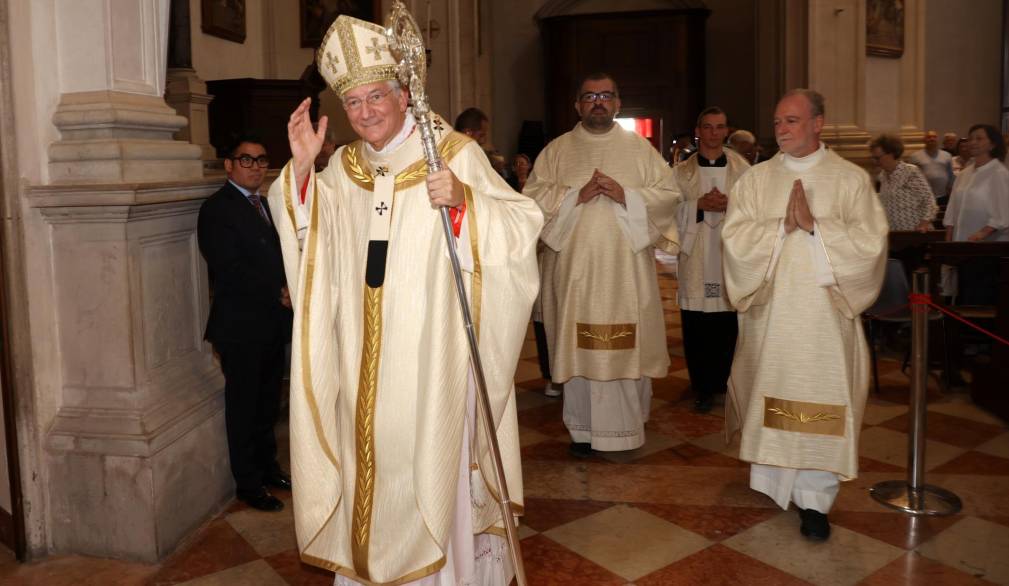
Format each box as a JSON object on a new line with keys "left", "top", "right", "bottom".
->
{"left": 866, "top": 0, "right": 904, "bottom": 58}
{"left": 301, "top": 0, "right": 380, "bottom": 48}
{"left": 201, "top": 0, "right": 247, "bottom": 43}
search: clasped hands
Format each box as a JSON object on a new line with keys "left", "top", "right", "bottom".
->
{"left": 578, "top": 169, "right": 625, "bottom": 206}
{"left": 783, "top": 179, "right": 815, "bottom": 234}
{"left": 697, "top": 187, "right": 728, "bottom": 213}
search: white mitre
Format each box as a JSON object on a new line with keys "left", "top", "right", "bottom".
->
{"left": 316, "top": 15, "right": 398, "bottom": 95}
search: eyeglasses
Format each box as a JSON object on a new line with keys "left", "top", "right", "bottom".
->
{"left": 579, "top": 91, "right": 617, "bottom": 103}
{"left": 231, "top": 155, "right": 270, "bottom": 168}
{"left": 343, "top": 88, "right": 395, "bottom": 112}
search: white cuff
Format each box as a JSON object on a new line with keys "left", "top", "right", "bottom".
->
{"left": 807, "top": 222, "right": 837, "bottom": 287}
{"left": 612, "top": 189, "right": 651, "bottom": 252}
{"left": 540, "top": 188, "right": 581, "bottom": 251}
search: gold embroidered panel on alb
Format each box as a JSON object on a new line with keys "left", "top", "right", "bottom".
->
{"left": 762, "top": 396, "right": 846, "bottom": 437}
{"left": 576, "top": 323, "right": 637, "bottom": 350}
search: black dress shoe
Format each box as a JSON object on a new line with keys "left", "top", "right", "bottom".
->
{"left": 569, "top": 442, "right": 593, "bottom": 459}
{"left": 693, "top": 394, "right": 714, "bottom": 414}
{"left": 265, "top": 471, "right": 292, "bottom": 491}
{"left": 799, "top": 508, "right": 830, "bottom": 541}
{"left": 237, "top": 488, "right": 284, "bottom": 512}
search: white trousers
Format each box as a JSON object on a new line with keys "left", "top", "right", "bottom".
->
{"left": 336, "top": 371, "right": 513, "bottom": 586}
{"left": 750, "top": 463, "right": 840, "bottom": 514}
{"left": 563, "top": 377, "right": 652, "bottom": 451}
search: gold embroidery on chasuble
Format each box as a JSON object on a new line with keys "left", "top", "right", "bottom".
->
{"left": 576, "top": 323, "right": 637, "bottom": 350}
{"left": 339, "top": 132, "right": 472, "bottom": 193}
{"left": 282, "top": 165, "right": 338, "bottom": 468}
{"left": 351, "top": 286, "right": 383, "bottom": 579}
{"left": 762, "top": 396, "right": 846, "bottom": 437}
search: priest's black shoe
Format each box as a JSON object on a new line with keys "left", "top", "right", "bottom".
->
{"left": 569, "top": 442, "right": 593, "bottom": 459}
{"left": 799, "top": 508, "right": 830, "bottom": 541}
{"left": 693, "top": 394, "right": 714, "bottom": 414}
{"left": 265, "top": 471, "right": 292, "bottom": 491}
{"left": 237, "top": 488, "right": 284, "bottom": 512}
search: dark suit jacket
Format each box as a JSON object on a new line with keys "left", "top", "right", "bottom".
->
{"left": 197, "top": 181, "right": 292, "bottom": 345}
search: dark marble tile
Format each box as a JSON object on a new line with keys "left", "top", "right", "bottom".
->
{"left": 858, "top": 551, "right": 996, "bottom": 585}
{"left": 263, "top": 548, "right": 333, "bottom": 586}
{"left": 859, "top": 455, "right": 906, "bottom": 473}
{"left": 830, "top": 510, "right": 961, "bottom": 550}
{"left": 651, "top": 376, "right": 691, "bottom": 402}
{"left": 930, "top": 450, "right": 1009, "bottom": 475}
{"left": 880, "top": 411, "right": 1005, "bottom": 449}
{"left": 148, "top": 519, "right": 261, "bottom": 584}
{"left": 648, "top": 403, "right": 725, "bottom": 439}
{"left": 516, "top": 402, "right": 568, "bottom": 438}
{"left": 521, "top": 497, "right": 616, "bottom": 533}
{"left": 636, "top": 544, "right": 811, "bottom": 585}
{"left": 635, "top": 503, "right": 779, "bottom": 541}
{"left": 633, "top": 443, "right": 746, "bottom": 468}
{"left": 521, "top": 439, "right": 609, "bottom": 464}
{"left": 519, "top": 534, "right": 626, "bottom": 586}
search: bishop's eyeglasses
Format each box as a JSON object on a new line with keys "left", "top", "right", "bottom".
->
{"left": 231, "top": 154, "right": 271, "bottom": 168}
{"left": 579, "top": 91, "right": 618, "bottom": 103}
{"left": 343, "top": 88, "right": 395, "bottom": 112}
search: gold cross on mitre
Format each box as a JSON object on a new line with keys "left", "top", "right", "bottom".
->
{"left": 365, "top": 37, "right": 388, "bottom": 61}
{"left": 315, "top": 15, "right": 398, "bottom": 96}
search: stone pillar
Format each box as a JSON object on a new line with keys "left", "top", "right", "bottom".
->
{"left": 30, "top": 0, "right": 233, "bottom": 562}
{"left": 33, "top": 181, "right": 231, "bottom": 562}
{"left": 165, "top": 0, "right": 217, "bottom": 164}
{"left": 807, "top": 0, "right": 927, "bottom": 165}
{"left": 48, "top": 0, "right": 202, "bottom": 183}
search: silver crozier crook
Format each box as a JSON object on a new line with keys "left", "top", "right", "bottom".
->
{"left": 384, "top": 3, "right": 528, "bottom": 585}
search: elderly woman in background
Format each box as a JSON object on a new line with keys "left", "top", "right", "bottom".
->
{"left": 952, "top": 138, "right": 971, "bottom": 176}
{"left": 943, "top": 124, "right": 1009, "bottom": 304}
{"left": 509, "top": 153, "right": 532, "bottom": 192}
{"left": 870, "top": 133, "right": 938, "bottom": 232}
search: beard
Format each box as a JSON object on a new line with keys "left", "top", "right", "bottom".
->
{"left": 583, "top": 106, "right": 615, "bottom": 131}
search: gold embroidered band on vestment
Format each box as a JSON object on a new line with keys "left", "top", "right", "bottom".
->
{"left": 762, "top": 396, "right": 846, "bottom": 436}
{"left": 302, "top": 551, "right": 446, "bottom": 586}
{"left": 340, "top": 132, "right": 472, "bottom": 192}
{"left": 351, "top": 285, "right": 383, "bottom": 579}
{"left": 576, "top": 322, "right": 637, "bottom": 350}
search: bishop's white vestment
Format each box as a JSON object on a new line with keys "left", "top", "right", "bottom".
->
{"left": 267, "top": 115, "right": 542, "bottom": 585}
{"left": 722, "top": 144, "right": 887, "bottom": 512}
{"left": 523, "top": 122, "right": 679, "bottom": 451}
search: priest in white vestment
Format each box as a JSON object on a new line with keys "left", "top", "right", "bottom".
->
{"left": 524, "top": 73, "right": 679, "bottom": 456}
{"left": 267, "top": 15, "right": 542, "bottom": 585}
{"left": 722, "top": 89, "right": 887, "bottom": 541}
{"left": 672, "top": 107, "right": 749, "bottom": 414}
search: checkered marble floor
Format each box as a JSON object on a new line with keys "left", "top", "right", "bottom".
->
{"left": 3, "top": 252, "right": 1008, "bottom": 585}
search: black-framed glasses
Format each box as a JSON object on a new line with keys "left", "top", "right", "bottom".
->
{"left": 232, "top": 155, "right": 270, "bottom": 168}
{"left": 579, "top": 91, "right": 617, "bottom": 103}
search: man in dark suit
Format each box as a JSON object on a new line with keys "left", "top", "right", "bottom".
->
{"left": 198, "top": 135, "right": 293, "bottom": 512}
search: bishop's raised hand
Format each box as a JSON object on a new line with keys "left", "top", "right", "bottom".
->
{"left": 288, "top": 97, "right": 328, "bottom": 185}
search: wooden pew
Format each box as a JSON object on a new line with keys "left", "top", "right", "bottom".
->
{"left": 927, "top": 241, "right": 1009, "bottom": 421}
{"left": 889, "top": 230, "right": 946, "bottom": 275}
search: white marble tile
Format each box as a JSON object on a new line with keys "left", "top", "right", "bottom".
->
{"left": 723, "top": 510, "right": 905, "bottom": 586}
{"left": 862, "top": 398, "right": 909, "bottom": 426}
{"left": 917, "top": 516, "right": 1009, "bottom": 584}
{"left": 858, "top": 425, "right": 965, "bottom": 471}
{"left": 544, "top": 504, "right": 710, "bottom": 581}
{"left": 225, "top": 504, "right": 297, "bottom": 558}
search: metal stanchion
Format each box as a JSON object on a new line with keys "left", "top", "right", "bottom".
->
{"left": 870, "top": 269, "right": 961, "bottom": 515}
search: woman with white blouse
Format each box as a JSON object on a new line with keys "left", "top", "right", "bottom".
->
{"left": 943, "top": 124, "right": 1009, "bottom": 304}
{"left": 870, "top": 134, "right": 938, "bottom": 232}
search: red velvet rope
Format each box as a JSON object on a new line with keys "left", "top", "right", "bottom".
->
{"left": 908, "top": 293, "right": 1009, "bottom": 347}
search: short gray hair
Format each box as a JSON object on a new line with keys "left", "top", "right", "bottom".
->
{"left": 782, "top": 88, "right": 825, "bottom": 118}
